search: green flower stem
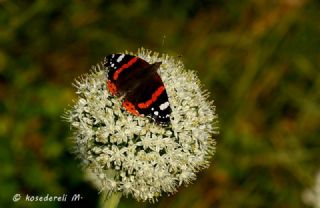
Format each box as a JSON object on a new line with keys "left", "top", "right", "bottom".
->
{"left": 100, "top": 192, "right": 121, "bottom": 208}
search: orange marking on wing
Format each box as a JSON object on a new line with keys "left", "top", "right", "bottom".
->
{"left": 137, "top": 86, "right": 165, "bottom": 109}
{"left": 107, "top": 80, "right": 117, "bottom": 95}
{"left": 113, "top": 57, "right": 138, "bottom": 80}
{"left": 122, "top": 100, "right": 140, "bottom": 116}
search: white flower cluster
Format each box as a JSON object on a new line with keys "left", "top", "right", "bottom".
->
{"left": 66, "top": 48, "right": 218, "bottom": 202}
{"left": 303, "top": 169, "right": 320, "bottom": 208}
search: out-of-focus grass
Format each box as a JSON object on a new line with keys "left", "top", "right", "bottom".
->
{"left": 0, "top": 0, "right": 319, "bottom": 207}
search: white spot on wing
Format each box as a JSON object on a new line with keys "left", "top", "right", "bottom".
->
{"left": 154, "top": 111, "right": 159, "bottom": 115}
{"left": 159, "top": 102, "right": 169, "bottom": 111}
{"left": 117, "top": 54, "right": 125, "bottom": 62}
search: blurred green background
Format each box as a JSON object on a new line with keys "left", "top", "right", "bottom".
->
{"left": 1, "top": 0, "right": 319, "bottom": 207}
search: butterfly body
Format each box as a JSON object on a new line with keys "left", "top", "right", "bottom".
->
{"left": 104, "top": 54, "right": 172, "bottom": 126}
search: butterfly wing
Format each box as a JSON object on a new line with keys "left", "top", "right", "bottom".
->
{"left": 104, "top": 54, "right": 151, "bottom": 95}
{"left": 123, "top": 62, "right": 171, "bottom": 125}
{"left": 135, "top": 76, "right": 172, "bottom": 125}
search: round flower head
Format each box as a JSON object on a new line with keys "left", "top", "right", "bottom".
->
{"left": 66, "top": 48, "right": 218, "bottom": 202}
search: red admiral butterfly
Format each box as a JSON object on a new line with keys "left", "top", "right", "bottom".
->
{"left": 104, "top": 54, "right": 172, "bottom": 126}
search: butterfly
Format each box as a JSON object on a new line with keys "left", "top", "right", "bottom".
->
{"left": 104, "top": 54, "right": 172, "bottom": 126}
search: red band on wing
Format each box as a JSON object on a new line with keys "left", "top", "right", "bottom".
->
{"left": 107, "top": 80, "right": 117, "bottom": 95}
{"left": 137, "top": 86, "right": 165, "bottom": 109}
{"left": 113, "top": 57, "right": 138, "bottom": 80}
{"left": 122, "top": 100, "right": 140, "bottom": 116}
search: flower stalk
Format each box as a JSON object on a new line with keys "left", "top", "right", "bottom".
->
{"left": 99, "top": 192, "right": 121, "bottom": 208}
